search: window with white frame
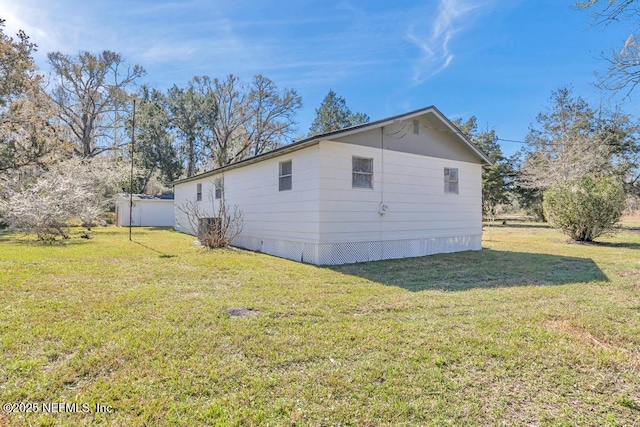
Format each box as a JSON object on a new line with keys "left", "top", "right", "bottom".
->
{"left": 196, "top": 183, "right": 202, "bottom": 201}
{"left": 279, "top": 160, "right": 292, "bottom": 191}
{"left": 214, "top": 178, "right": 223, "bottom": 199}
{"left": 352, "top": 156, "right": 373, "bottom": 189}
{"left": 444, "top": 167, "right": 459, "bottom": 194}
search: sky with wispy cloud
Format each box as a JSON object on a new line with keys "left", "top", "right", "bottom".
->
{"left": 0, "top": 0, "right": 636, "bottom": 154}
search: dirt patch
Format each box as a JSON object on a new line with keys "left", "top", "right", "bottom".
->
{"left": 544, "top": 320, "right": 611, "bottom": 350}
{"left": 544, "top": 319, "right": 640, "bottom": 370}
{"left": 620, "top": 270, "right": 640, "bottom": 277}
{"left": 622, "top": 213, "right": 640, "bottom": 224}
{"left": 226, "top": 307, "right": 260, "bottom": 319}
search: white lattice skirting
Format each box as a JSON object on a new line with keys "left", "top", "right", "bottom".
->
{"left": 231, "top": 234, "right": 482, "bottom": 265}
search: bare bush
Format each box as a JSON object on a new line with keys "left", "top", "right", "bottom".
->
{"left": 176, "top": 178, "right": 243, "bottom": 248}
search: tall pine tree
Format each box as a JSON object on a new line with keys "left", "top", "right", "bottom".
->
{"left": 308, "top": 90, "right": 369, "bottom": 136}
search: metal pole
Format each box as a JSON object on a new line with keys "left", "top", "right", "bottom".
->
{"left": 129, "top": 99, "right": 136, "bottom": 241}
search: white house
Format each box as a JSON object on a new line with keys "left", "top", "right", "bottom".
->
{"left": 115, "top": 194, "right": 175, "bottom": 227}
{"left": 173, "top": 106, "right": 491, "bottom": 265}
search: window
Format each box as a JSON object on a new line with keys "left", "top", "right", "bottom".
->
{"left": 196, "top": 183, "right": 202, "bottom": 201}
{"left": 352, "top": 156, "right": 373, "bottom": 189}
{"left": 444, "top": 167, "right": 459, "bottom": 194}
{"left": 279, "top": 160, "right": 292, "bottom": 191}
{"left": 214, "top": 178, "right": 223, "bottom": 200}
{"left": 412, "top": 119, "right": 420, "bottom": 135}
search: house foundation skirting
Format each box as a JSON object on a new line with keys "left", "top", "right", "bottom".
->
{"left": 231, "top": 234, "right": 482, "bottom": 265}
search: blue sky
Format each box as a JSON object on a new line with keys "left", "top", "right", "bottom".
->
{"left": 1, "top": 0, "right": 637, "bottom": 156}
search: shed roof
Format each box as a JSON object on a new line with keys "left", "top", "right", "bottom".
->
{"left": 117, "top": 193, "right": 174, "bottom": 201}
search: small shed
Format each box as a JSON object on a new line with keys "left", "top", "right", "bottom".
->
{"left": 115, "top": 194, "right": 174, "bottom": 227}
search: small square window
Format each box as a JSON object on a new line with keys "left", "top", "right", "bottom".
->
{"left": 214, "top": 178, "right": 223, "bottom": 199}
{"left": 279, "top": 160, "right": 292, "bottom": 191}
{"left": 352, "top": 156, "right": 373, "bottom": 189}
{"left": 196, "top": 183, "right": 202, "bottom": 201}
{"left": 444, "top": 168, "right": 458, "bottom": 194}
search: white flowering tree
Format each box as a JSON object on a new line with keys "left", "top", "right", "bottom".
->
{"left": 0, "top": 157, "right": 123, "bottom": 240}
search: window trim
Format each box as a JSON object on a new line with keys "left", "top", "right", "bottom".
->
{"left": 214, "top": 178, "right": 223, "bottom": 200}
{"left": 444, "top": 167, "right": 459, "bottom": 194}
{"left": 279, "top": 160, "right": 292, "bottom": 191}
{"left": 196, "top": 183, "right": 202, "bottom": 201}
{"left": 352, "top": 156, "right": 373, "bottom": 189}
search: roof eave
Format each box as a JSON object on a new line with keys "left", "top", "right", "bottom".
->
{"left": 172, "top": 105, "right": 492, "bottom": 185}
{"left": 172, "top": 139, "right": 321, "bottom": 185}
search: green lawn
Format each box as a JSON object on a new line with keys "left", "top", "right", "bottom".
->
{"left": 1, "top": 222, "right": 639, "bottom": 426}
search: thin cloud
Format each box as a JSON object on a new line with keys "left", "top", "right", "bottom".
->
{"left": 138, "top": 41, "right": 200, "bottom": 64}
{"left": 0, "top": 0, "right": 65, "bottom": 57}
{"left": 406, "top": 0, "right": 484, "bottom": 84}
{"left": 2, "top": 0, "right": 490, "bottom": 91}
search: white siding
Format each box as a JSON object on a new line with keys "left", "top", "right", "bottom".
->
{"left": 173, "top": 117, "right": 485, "bottom": 265}
{"left": 174, "top": 145, "right": 321, "bottom": 242}
{"left": 317, "top": 141, "right": 482, "bottom": 243}
{"left": 116, "top": 199, "right": 174, "bottom": 227}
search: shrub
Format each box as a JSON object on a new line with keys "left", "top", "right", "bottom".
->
{"left": 0, "top": 158, "right": 117, "bottom": 240}
{"left": 543, "top": 174, "right": 625, "bottom": 242}
{"left": 176, "top": 178, "right": 243, "bottom": 249}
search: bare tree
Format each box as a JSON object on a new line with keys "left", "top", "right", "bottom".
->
{"left": 207, "top": 75, "right": 252, "bottom": 167}
{"left": 191, "top": 74, "right": 302, "bottom": 168}
{"left": 176, "top": 177, "right": 243, "bottom": 248}
{"left": 48, "top": 50, "right": 145, "bottom": 157}
{"left": 241, "top": 75, "right": 302, "bottom": 158}
{"left": 166, "top": 74, "right": 301, "bottom": 174}
{"left": 576, "top": 0, "right": 640, "bottom": 94}
{"left": 517, "top": 86, "right": 639, "bottom": 191}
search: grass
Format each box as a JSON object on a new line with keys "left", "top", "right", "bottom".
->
{"left": 0, "top": 221, "right": 639, "bottom": 426}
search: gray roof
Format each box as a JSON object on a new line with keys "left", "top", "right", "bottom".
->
{"left": 172, "top": 106, "right": 491, "bottom": 185}
{"left": 118, "top": 193, "right": 174, "bottom": 201}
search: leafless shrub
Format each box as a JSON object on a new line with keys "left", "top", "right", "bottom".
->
{"left": 176, "top": 177, "right": 243, "bottom": 249}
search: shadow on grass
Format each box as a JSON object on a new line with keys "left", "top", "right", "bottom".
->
{"left": 330, "top": 248, "right": 607, "bottom": 292}
{"left": 590, "top": 241, "right": 640, "bottom": 250}
{"left": 620, "top": 225, "right": 640, "bottom": 233}
{"left": 132, "top": 240, "right": 177, "bottom": 258}
{"left": 93, "top": 225, "right": 170, "bottom": 234}
{"left": 485, "top": 222, "right": 551, "bottom": 229}
{"left": 0, "top": 233, "right": 91, "bottom": 246}
{"left": 128, "top": 226, "right": 176, "bottom": 234}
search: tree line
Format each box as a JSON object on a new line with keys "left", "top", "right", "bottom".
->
{"left": 455, "top": 85, "right": 638, "bottom": 240}
{"left": 0, "top": 17, "right": 370, "bottom": 238}
{"left": 1, "top": 0, "right": 640, "bottom": 241}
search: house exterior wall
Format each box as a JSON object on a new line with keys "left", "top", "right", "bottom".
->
{"left": 334, "top": 117, "right": 480, "bottom": 163}
{"left": 173, "top": 145, "right": 321, "bottom": 248}
{"left": 116, "top": 199, "right": 174, "bottom": 227}
{"left": 312, "top": 139, "right": 482, "bottom": 264}
{"left": 172, "top": 111, "right": 485, "bottom": 265}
